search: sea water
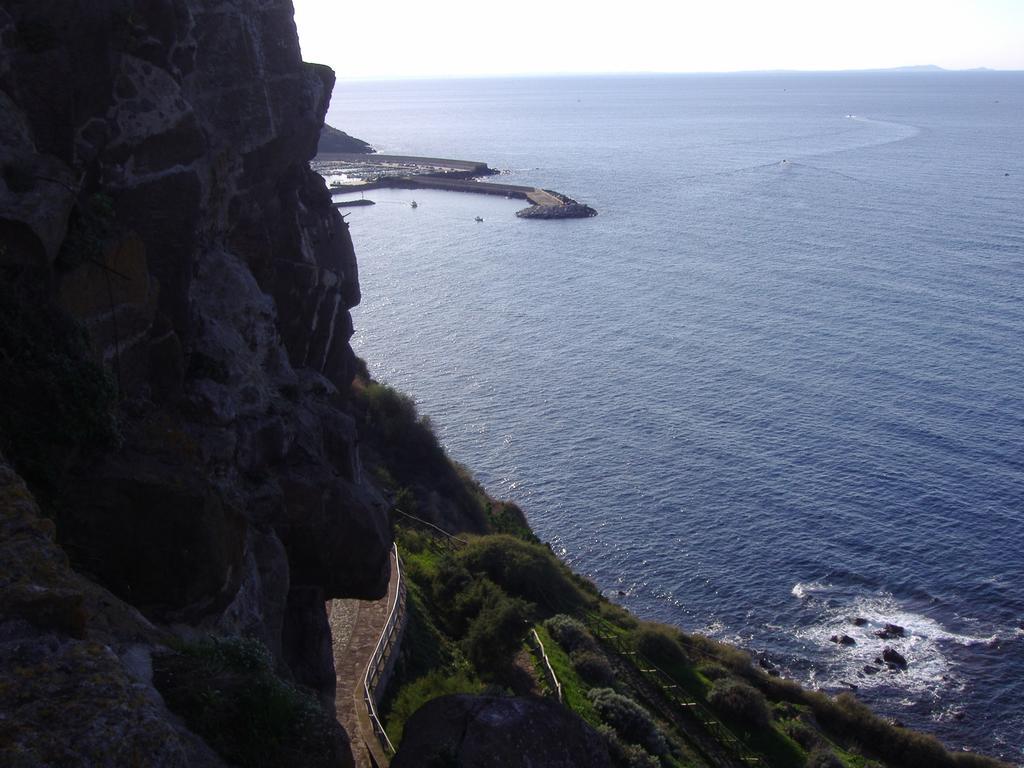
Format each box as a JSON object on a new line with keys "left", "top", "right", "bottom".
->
{"left": 324, "top": 73, "right": 1024, "bottom": 761}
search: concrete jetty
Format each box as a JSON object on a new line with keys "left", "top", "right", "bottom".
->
{"left": 315, "top": 153, "right": 596, "bottom": 219}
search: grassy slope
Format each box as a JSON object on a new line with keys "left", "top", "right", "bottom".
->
{"left": 357, "top": 372, "right": 1008, "bottom": 768}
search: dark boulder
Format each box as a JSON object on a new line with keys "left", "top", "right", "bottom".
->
{"left": 851, "top": 616, "right": 868, "bottom": 626}
{"left": 882, "top": 647, "right": 908, "bottom": 669}
{"left": 757, "top": 653, "right": 776, "bottom": 670}
{"left": 874, "top": 623, "right": 906, "bottom": 639}
{"left": 392, "top": 695, "right": 613, "bottom": 768}
{"left": 830, "top": 634, "right": 856, "bottom": 646}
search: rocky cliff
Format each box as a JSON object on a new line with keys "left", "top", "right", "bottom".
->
{"left": 319, "top": 124, "right": 374, "bottom": 155}
{"left": 1, "top": 1, "right": 391, "bottom": 762}
{"left": 2, "top": 5, "right": 1012, "bottom": 768}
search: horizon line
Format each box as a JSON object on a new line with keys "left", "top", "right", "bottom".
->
{"left": 331, "top": 64, "right": 1022, "bottom": 83}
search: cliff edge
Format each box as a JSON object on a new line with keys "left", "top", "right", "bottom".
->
{"left": 0, "top": 4, "right": 1014, "bottom": 768}
{"left": 1, "top": 1, "right": 389, "bottom": 763}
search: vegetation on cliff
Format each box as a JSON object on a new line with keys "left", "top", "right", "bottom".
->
{"left": 360, "top": 373, "right": 1009, "bottom": 768}
{"left": 0, "top": 2, "right": 1012, "bottom": 767}
{"left": 153, "top": 637, "right": 350, "bottom": 768}
{"left": 350, "top": 365, "right": 534, "bottom": 537}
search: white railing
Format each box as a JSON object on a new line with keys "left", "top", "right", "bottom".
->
{"left": 530, "top": 629, "right": 563, "bottom": 703}
{"left": 363, "top": 543, "right": 408, "bottom": 756}
{"left": 393, "top": 508, "right": 470, "bottom": 546}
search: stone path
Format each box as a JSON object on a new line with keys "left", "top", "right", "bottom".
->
{"left": 328, "top": 547, "right": 400, "bottom": 768}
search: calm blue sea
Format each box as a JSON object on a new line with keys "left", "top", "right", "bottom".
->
{"left": 324, "top": 73, "right": 1024, "bottom": 761}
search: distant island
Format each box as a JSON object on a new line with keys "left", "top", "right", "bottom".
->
{"left": 730, "top": 64, "right": 1004, "bottom": 75}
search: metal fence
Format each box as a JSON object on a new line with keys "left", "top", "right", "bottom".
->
{"left": 584, "top": 611, "right": 763, "bottom": 766}
{"left": 363, "top": 543, "right": 408, "bottom": 757}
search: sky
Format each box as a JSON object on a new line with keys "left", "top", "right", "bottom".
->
{"left": 291, "top": 0, "right": 1024, "bottom": 80}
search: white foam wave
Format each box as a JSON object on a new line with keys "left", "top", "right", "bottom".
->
{"left": 791, "top": 580, "right": 831, "bottom": 599}
{"left": 791, "top": 592, "right": 994, "bottom": 697}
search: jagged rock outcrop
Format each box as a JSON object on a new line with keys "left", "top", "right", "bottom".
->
{"left": 318, "top": 123, "right": 374, "bottom": 155}
{"left": 1, "top": 0, "right": 391, "bottom": 762}
{"left": 0, "top": 453, "right": 230, "bottom": 767}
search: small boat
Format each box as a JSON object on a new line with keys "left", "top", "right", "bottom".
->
{"left": 410, "top": 200, "right": 418, "bottom": 208}
{"left": 475, "top": 216, "right": 484, "bottom": 222}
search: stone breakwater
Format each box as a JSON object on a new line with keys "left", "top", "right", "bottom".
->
{"left": 314, "top": 154, "right": 597, "bottom": 219}
{"left": 515, "top": 190, "right": 598, "bottom": 219}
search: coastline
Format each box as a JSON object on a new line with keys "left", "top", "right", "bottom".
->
{"left": 313, "top": 152, "right": 597, "bottom": 219}
{"left": 337, "top": 111, "right": 1022, "bottom": 759}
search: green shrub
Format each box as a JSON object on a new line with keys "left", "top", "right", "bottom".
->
{"left": 634, "top": 623, "right": 689, "bottom": 670}
{"left": 152, "top": 637, "right": 344, "bottom": 768}
{"left": 450, "top": 578, "right": 507, "bottom": 634}
{"left": 597, "top": 724, "right": 661, "bottom": 768}
{"left": 544, "top": 614, "right": 597, "bottom": 654}
{"left": 783, "top": 720, "right": 821, "bottom": 751}
{"left": 484, "top": 499, "right": 537, "bottom": 541}
{"left": 430, "top": 559, "right": 473, "bottom": 613}
{"left": 805, "top": 747, "right": 843, "bottom": 768}
{"left": 803, "top": 692, "right": 1011, "bottom": 768}
{"left": 355, "top": 380, "right": 446, "bottom": 477}
{"left": 598, "top": 600, "right": 638, "bottom": 628}
{"left": 697, "top": 662, "right": 730, "bottom": 682}
{"left": 707, "top": 678, "right": 771, "bottom": 730}
{"left": 588, "top": 688, "right": 668, "bottom": 756}
{"left": 571, "top": 649, "right": 616, "bottom": 686}
{"left": 758, "top": 673, "right": 809, "bottom": 704}
{"left": 457, "top": 534, "right": 590, "bottom": 613}
{"left": 354, "top": 377, "right": 489, "bottom": 533}
{"left": 381, "top": 583, "right": 458, "bottom": 705}
{"left": 462, "top": 594, "right": 531, "bottom": 678}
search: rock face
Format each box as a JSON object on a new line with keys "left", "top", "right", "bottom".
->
{"left": 392, "top": 695, "right": 613, "bottom": 768}
{"left": 0, "top": 0, "right": 392, "bottom": 761}
{"left": 0, "top": 454, "right": 228, "bottom": 768}
{"left": 318, "top": 123, "right": 374, "bottom": 155}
